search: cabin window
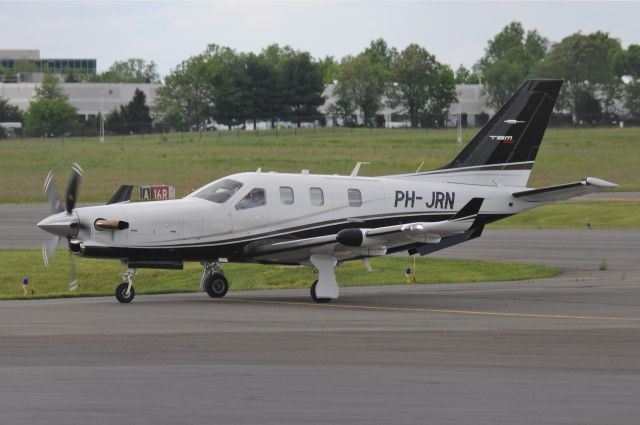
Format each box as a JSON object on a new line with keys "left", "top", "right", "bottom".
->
{"left": 348, "top": 189, "right": 362, "bottom": 207}
{"left": 235, "top": 188, "right": 266, "bottom": 210}
{"left": 279, "top": 186, "right": 294, "bottom": 205}
{"left": 309, "top": 187, "right": 324, "bottom": 206}
{"left": 192, "top": 179, "right": 243, "bottom": 203}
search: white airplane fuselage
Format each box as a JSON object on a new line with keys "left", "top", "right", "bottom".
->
{"left": 68, "top": 171, "right": 525, "bottom": 264}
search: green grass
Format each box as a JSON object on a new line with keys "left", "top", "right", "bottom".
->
{"left": 0, "top": 127, "right": 638, "bottom": 203}
{"left": 0, "top": 249, "right": 558, "bottom": 300}
{"left": 490, "top": 200, "right": 640, "bottom": 229}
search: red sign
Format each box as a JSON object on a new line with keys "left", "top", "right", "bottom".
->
{"left": 151, "top": 185, "right": 170, "bottom": 200}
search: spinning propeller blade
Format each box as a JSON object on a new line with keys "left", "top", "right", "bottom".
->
{"left": 65, "top": 163, "right": 83, "bottom": 213}
{"left": 40, "top": 163, "right": 84, "bottom": 291}
{"left": 41, "top": 236, "right": 60, "bottom": 267}
{"left": 44, "top": 171, "right": 64, "bottom": 214}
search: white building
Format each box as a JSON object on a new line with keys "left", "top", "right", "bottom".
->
{"left": 320, "top": 83, "right": 491, "bottom": 128}
{"left": 0, "top": 82, "right": 161, "bottom": 119}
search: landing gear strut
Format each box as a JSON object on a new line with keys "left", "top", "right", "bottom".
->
{"left": 201, "top": 261, "right": 229, "bottom": 298}
{"left": 309, "top": 255, "right": 339, "bottom": 303}
{"left": 116, "top": 268, "right": 137, "bottom": 303}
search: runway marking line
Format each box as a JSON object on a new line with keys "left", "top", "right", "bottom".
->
{"left": 218, "top": 298, "right": 640, "bottom": 322}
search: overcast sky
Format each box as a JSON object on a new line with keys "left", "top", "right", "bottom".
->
{"left": 2, "top": 1, "right": 639, "bottom": 77}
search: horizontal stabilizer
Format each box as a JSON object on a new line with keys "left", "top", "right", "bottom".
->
{"left": 409, "top": 225, "right": 484, "bottom": 256}
{"left": 512, "top": 177, "right": 618, "bottom": 202}
{"left": 450, "top": 197, "right": 484, "bottom": 221}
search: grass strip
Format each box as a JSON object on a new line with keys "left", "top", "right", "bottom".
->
{"left": 0, "top": 249, "right": 558, "bottom": 300}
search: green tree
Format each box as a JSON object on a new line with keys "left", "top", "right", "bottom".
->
{"left": 281, "top": 52, "right": 325, "bottom": 127}
{"left": 334, "top": 54, "right": 387, "bottom": 127}
{"left": 239, "top": 53, "right": 281, "bottom": 129}
{"left": 100, "top": 58, "right": 160, "bottom": 83}
{"left": 363, "top": 38, "right": 398, "bottom": 70}
{"left": 614, "top": 44, "right": 640, "bottom": 79}
{"left": 108, "top": 89, "right": 153, "bottom": 134}
{"left": 454, "top": 65, "right": 479, "bottom": 84}
{"left": 477, "top": 21, "right": 549, "bottom": 108}
{"left": 535, "top": 31, "right": 623, "bottom": 123}
{"left": 0, "top": 96, "right": 23, "bottom": 139}
{"left": 0, "top": 96, "right": 22, "bottom": 122}
{"left": 389, "top": 44, "right": 456, "bottom": 128}
{"left": 624, "top": 81, "right": 640, "bottom": 123}
{"left": 23, "top": 74, "right": 77, "bottom": 137}
{"left": 318, "top": 55, "right": 340, "bottom": 84}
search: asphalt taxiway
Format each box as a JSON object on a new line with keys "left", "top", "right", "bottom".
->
{"left": 1, "top": 203, "right": 639, "bottom": 424}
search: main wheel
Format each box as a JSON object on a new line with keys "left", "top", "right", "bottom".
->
{"left": 115, "top": 282, "right": 135, "bottom": 304}
{"left": 204, "top": 273, "right": 229, "bottom": 298}
{"left": 310, "top": 280, "right": 331, "bottom": 303}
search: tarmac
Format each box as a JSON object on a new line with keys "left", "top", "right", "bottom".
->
{"left": 1, "top": 202, "right": 640, "bottom": 424}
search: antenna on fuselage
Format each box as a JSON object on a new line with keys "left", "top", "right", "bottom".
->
{"left": 350, "top": 162, "right": 370, "bottom": 177}
{"left": 415, "top": 161, "right": 425, "bottom": 174}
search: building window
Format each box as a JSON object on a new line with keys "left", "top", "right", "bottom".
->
{"left": 348, "top": 189, "right": 362, "bottom": 207}
{"left": 235, "top": 188, "right": 266, "bottom": 210}
{"left": 279, "top": 186, "right": 294, "bottom": 205}
{"left": 309, "top": 187, "right": 324, "bottom": 206}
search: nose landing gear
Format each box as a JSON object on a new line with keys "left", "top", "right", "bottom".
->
{"left": 115, "top": 268, "right": 137, "bottom": 303}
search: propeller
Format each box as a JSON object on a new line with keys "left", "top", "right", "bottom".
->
{"left": 39, "top": 163, "right": 83, "bottom": 291}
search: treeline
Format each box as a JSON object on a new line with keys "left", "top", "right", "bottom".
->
{"left": 3, "top": 21, "right": 640, "bottom": 138}
{"left": 471, "top": 22, "right": 640, "bottom": 125}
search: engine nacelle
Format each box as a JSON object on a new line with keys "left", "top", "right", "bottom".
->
{"left": 336, "top": 228, "right": 380, "bottom": 247}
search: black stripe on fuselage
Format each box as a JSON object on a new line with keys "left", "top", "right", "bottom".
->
{"left": 81, "top": 212, "right": 512, "bottom": 263}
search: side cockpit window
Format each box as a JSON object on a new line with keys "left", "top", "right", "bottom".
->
{"left": 235, "top": 188, "right": 267, "bottom": 210}
{"left": 192, "top": 179, "right": 243, "bottom": 203}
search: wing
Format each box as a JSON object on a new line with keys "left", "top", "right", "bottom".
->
{"left": 243, "top": 198, "right": 484, "bottom": 264}
{"left": 512, "top": 177, "right": 617, "bottom": 202}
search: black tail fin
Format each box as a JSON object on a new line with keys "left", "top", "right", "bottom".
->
{"left": 443, "top": 79, "right": 562, "bottom": 171}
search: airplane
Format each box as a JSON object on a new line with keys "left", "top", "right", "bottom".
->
{"left": 37, "top": 79, "right": 617, "bottom": 304}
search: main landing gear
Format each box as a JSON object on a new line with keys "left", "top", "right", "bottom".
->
{"left": 200, "top": 261, "right": 229, "bottom": 298}
{"left": 115, "top": 268, "right": 137, "bottom": 304}
{"left": 309, "top": 255, "right": 339, "bottom": 303}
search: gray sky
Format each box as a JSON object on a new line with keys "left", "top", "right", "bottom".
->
{"left": 2, "top": 1, "right": 639, "bottom": 77}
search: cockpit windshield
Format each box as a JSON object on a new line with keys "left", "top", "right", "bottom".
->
{"left": 191, "top": 179, "right": 243, "bottom": 203}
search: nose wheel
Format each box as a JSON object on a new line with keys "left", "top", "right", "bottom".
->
{"left": 115, "top": 268, "right": 137, "bottom": 303}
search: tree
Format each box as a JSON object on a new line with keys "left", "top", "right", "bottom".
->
{"left": 0, "top": 96, "right": 22, "bottom": 122}
{"left": 238, "top": 53, "right": 281, "bottom": 129}
{"left": 334, "top": 54, "right": 387, "bottom": 127}
{"left": 107, "top": 89, "right": 152, "bottom": 134}
{"left": 477, "top": 22, "right": 549, "bottom": 108}
{"left": 318, "top": 55, "right": 339, "bottom": 84}
{"left": 23, "top": 73, "right": 77, "bottom": 137}
{"left": 363, "top": 38, "right": 398, "bottom": 70}
{"left": 389, "top": 44, "right": 456, "bottom": 128}
{"left": 454, "top": 65, "right": 479, "bottom": 84}
{"left": 614, "top": 44, "right": 640, "bottom": 79}
{"left": 100, "top": 58, "right": 160, "bottom": 83}
{"left": 281, "top": 52, "right": 325, "bottom": 127}
{"left": 624, "top": 80, "right": 640, "bottom": 123}
{"left": 535, "top": 31, "right": 623, "bottom": 123}
{"left": 0, "top": 96, "right": 23, "bottom": 139}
